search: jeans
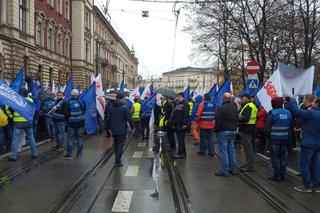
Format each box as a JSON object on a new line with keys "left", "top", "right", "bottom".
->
{"left": 66, "top": 127, "right": 84, "bottom": 156}
{"left": 10, "top": 127, "right": 37, "bottom": 159}
{"left": 45, "top": 116, "right": 53, "bottom": 137}
{"left": 141, "top": 117, "right": 150, "bottom": 138}
{"left": 199, "top": 128, "right": 216, "bottom": 155}
{"left": 217, "top": 131, "right": 237, "bottom": 174}
{"left": 114, "top": 134, "right": 126, "bottom": 164}
{"left": 269, "top": 140, "right": 287, "bottom": 179}
{"left": 176, "top": 129, "right": 186, "bottom": 155}
{"left": 133, "top": 121, "right": 141, "bottom": 138}
{"left": 300, "top": 147, "right": 320, "bottom": 189}
{"left": 240, "top": 132, "right": 255, "bottom": 168}
{"left": 53, "top": 122, "right": 65, "bottom": 147}
{"left": 33, "top": 117, "right": 39, "bottom": 141}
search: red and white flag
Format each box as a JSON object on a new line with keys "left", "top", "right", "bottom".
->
{"left": 91, "top": 74, "right": 105, "bottom": 120}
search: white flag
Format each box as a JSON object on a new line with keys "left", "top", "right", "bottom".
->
{"left": 129, "top": 86, "right": 140, "bottom": 103}
{"left": 140, "top": 83, "right": 151, "bottom": 100}
{"left": 92, "top": 74, "right": 105, "bottom": 120}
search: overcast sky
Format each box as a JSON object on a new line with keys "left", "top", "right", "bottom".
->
{"left": 94, "top": 0, "right": 202, "bottom": 79}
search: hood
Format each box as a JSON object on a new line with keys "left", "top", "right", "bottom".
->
{"left": 195, "top": 95, "right": 203, "bottom": 103}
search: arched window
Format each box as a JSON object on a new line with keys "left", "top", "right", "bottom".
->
{"left": 57, "top": 34, "right": 61, "bottom": 54}
{"left": 47, "top": 29, "right": 52, "bottom": 50}
{"left": 19, "top": 0, "right": 26, "bottom": 32}
{"left": 36, "top": 22, "right": 42, "bottom": 46}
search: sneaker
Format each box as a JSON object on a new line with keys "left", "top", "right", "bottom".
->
{"left": 214, "top": 172, "right": 229, "bottom": 177}
{"left": 63, "top": 155, "right": 72, "bottom": 160}
{"left": 229, "top": 171, "right": 237, "bottom": 176}
{"left": 208, "top": 153, "right": 215, "bottom": 157}
{"left": 313, "top": 188, "right": 320, "bottom": 193}
{"left": 7, "top": 157, "right": 17, "bottom": 162}
{"left": 76, "top": 152, "right": 82, "bottom": 158}
{"left": 240, "top": 167, "right": 253, "bottom": 172}
{"left": 294, "top": 186, "right": 312, "bottom": 193}
{"left": 240, "top": 164, "right": 248, "bottom": 169}
{"left": 114, "top": 163, "right": 123, "bottom": 168}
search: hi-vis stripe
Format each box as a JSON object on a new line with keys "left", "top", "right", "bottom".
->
{"left": 247, "top": 66, "right": 259, "bottom": 70}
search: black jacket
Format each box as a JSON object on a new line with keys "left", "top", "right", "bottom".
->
{"left": 106, "top": 99, "right": 134, "bottom": 136}
{"left": 52, "top": 99, "right": 69, "bottom": 123}
{"left": 238, "top": 102, "right": 256, "bottom": 135}
{"left": 216, "top": 101, "right": 239, "bottom": 132}
{"left": 168, "top": 100, "right": 189, "bottom": 130}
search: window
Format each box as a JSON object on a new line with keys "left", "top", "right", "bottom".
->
{"left": 37, "top": 65, "right": 43, "bottom": 82}
{"left": 47, "top": 29, "right": 52, "bottom": 50}
{"left": 65, "top": 0, "right": 69, "bottom": 20}
{"left": 36, "top": 23, "right": 42, "bottom": 46}
{"left": 65, "top": 38, "right": 69, "bottom": 58}
{"left": 85, "top": 12, "right": 89, "bottom": 29}
{"left": 19, "top": 0, "right": 26, "bottom": 32}
{"left": 57, "top": 34, "right": 61, "bottom": 54}
{"left": 48, "top": 0, "right": 54, "bottom": 7}
{"left": 86, "top": 42, "right": 90, "bottom": 62}
{"left": 49, "top": 68, "right": 53, "bottom": 86}
{"left": 57, "top": 0, "right": 62, "bottom": 14}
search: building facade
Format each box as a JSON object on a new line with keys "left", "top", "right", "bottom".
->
{"left": 93, "top": 6, "right": 138, "bottom": 90}
{"left": 162, "top": 67, "right": 221, "bottom": 92}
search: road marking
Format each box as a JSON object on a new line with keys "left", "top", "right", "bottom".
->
{"left": 125, "top": 165, "right": 139, "bottom": 176}
{"left": 111, "top": 191, "right": 133, "bottom": 212}
{"left": 137, "top": 142, "right": 146, "bottom": 147}
{"left": 132, "top": 151, "right": 143, "bottom": 158}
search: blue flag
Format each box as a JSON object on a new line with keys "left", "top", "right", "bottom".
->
{"left": 80, "top": 82, "right": 97, "bottom": 135}
{"left": 215, "top": 79, "right": 232, "bottom": 106}
{"left": 183, "top": 87, "right": 190, "bottom": 101}
{"left": 315, "top": 86, "right": 320, "bottom": 97}
{"left": 10, "top": 68, "right": 25, "bottom": 92}
{"left": 64, "top": 77, "right": 74, "bottom": 101}
{"left": 0, "top": 80, "right": 35, "bottom": 123}
{"left": 209, "top": 84, "right": 218, "bottom": 99}
{"left": 190, "top": 91, "right": 194, "bottom": 99}
{"left": 141, "top": 93, "right": 157, "bottom": 114}
{"left": 29, "top": 75, "right": 41, "bottom": 110}
{"left": 120, "top": 80, "right": 125, "bottom": 92}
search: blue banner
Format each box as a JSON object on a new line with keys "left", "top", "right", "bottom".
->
{"left": 0, "top": 80, "right": 35, "bottom": 123}
{"left": 80, "top": 82, "right": 97, "bottom": 135}
{"left": 215, "top": 79, "right": 232, "bottom": 106}
{"left": 183, "top": 87, "right": 190, "bottom": 101}
{"left": 64, "top": 77, "right": 74, "bottom": 101}
{"left": 10, "top": 68, "right": 25, "bottom": 93}
{"left": 29, "top": 75, "right": 41, "bottom": 110}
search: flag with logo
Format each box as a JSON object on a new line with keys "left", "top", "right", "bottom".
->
{"left": 129, "top": 86, "right": 141, "bottom": 104}
{"left": 0, "top": 80, "right": 35, "bottom": 123}
{"left": 91, "top": 74, "right": 105, "bottom": 120}
{"left": 10, "top": 68, "right": 25, "bottom": 93}
{"left": 80, "top": 82, "right": 97, "bottom": 134}
{"left": 140, "top": 83, "right": 152, "bottom": 100}
{"left": 64, "top": 77, "right": 74, "bottom": 101}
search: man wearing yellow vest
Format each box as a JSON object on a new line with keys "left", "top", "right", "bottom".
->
{"left": 239, "top": 94, "right": 258, "bottom": 172}
{"left": 132, "top": 97, "right": 141, "bottom": 138}
{"left": 8, "top": 88, "right": 37, "bottom": 161}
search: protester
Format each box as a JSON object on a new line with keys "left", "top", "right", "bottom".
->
{"left": 51, "top": 91, "right": 68, "bottom": 151}
{"left": 8, "top": 88, "right": 37, "bottom": 161}
{"left": 106, "top": 92, "right": 135, "bottom": 167}
{"left": 264, "top": 97, "right": 292, "bottom": 182}
{"left": 197, "top": 93, "right": 216, "bottom": 156}
{"left": 239, "top": 94, "right": 258, "bottom": 172}
{"left": 141, "top": 97, "right": 151, "bottom": 140}
{"left": 285, "top": 96, "right": 320, "bottom": 193}
{"left": 214, "top": 93, "right": 239, "bottom": 177}
{"left": 168, "top": 92, "right": 189, "bottom": 159}
{"left": 0, "top": 108, "right": 8, "bottom": 127}
{"left": 161, "top": 96, "right": 176, "bottom": 150}
{"left": 190, "top": 95, "right": 202, "bottom": 145}
{"left": 43, "top": 96, "right": 55, "bottom": 140}
{"left": 64, "top": 89, "right": 85, "bottom": 159}
{"left": 256, "top": 106, "right": 267, "bottom": 153}
{"left": 132, "top": 97, "right": 141, "bottom": 138}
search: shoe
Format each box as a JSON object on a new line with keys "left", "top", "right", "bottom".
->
{"left": 63, "top": 155, "right": 72, "bottom": 159}
{"left": 7, "top": 157, "right": 17, "bottom": 162}
{"left": 240, "top": 167, "right": 253, "bottom": 172}
{"left": 31, "top": 155, "right": 37, "bottom": 159}
{"left": 313, "top": 188, "right": 320, "bottom": 193}
{"left": 55, "top": 146, "right": 64, "bottom": 151}
{"left": 229, "top": 171, "right": 237, "bottom": 176}
{"left": 76, "top": 152, "right": 82, "bottom": 158}
{"left": 114, "top": 163, "right": 123, "bottom": 168}
{"left": 193, "top": 142, "right": 199, "bottom": 145}
{"left": 240, "top": 164, "right": 248, "bottom": 169}
{"left": 197, "top": 152, "right": 205, "bottom": 156}
{"left": 268, "top": 176, "right": 281, "bottom": 182}
{"left": 173, "top": 154, "right": 186, "bottom": 159}
{"left": 208, "top": 153, "right": 215, "bottom": 157}
{"left": 214, "top": 172, "right": 229, "bottom": 177}
{"left": 294, "top": 186, "right": 312, "bottom": 193}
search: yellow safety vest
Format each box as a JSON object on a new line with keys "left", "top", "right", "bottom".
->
{"left": 13, "top": 97, "right": 33, "bottom": 123}
{"left": 5, "top": 105, "right": 13, "bottom": 119}
{"left": 189, "top": 101, "right": 193, "bottom": 116}
{"left": 239, "top": 102, "right": 258, "bottom": 125}
{"left": 0, "top": 109, "right": 8, "bottom": 126}
{"left": 132, "top": 103, "right": 141, "bottom": 120}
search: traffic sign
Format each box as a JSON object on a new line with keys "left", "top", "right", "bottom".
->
{"left": 246, "top": 61, "right": 259, "bottom": 74}
{"left": 248, "top": 79, "right": 258, "bottom": 89}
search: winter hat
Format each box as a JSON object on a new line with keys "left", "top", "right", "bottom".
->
{"left": 71, "top": 89, "right": 79, "bottom": 96}
{"left": 271, "top": 97, "right": 284, "bottom": 109}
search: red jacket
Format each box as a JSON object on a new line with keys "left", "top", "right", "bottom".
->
{"left": 256, "top": 107, "right": 267, "bottom": 129}
{"left": 197, "top": 102, "right": 215, "bottom": 129}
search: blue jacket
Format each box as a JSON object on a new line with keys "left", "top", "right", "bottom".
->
{"left": 106, "top": 100, "right": 134, "bottom": 136}
{"left": 285, "top": 102, "right": 320, "bottom": 150}
{"left": 190, "top": 95, "right": 203, "bottom": 122}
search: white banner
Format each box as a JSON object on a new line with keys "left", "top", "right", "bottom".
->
{"left": 91, "top": 74, "right": 105, "bottom": 120}
{"left": 257, "top": 63, "right": 314, "bottom": 112}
